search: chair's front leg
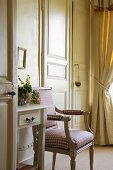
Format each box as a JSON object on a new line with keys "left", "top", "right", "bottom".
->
{"left": 52, "top": 152, "right": 56, "bottom": 170}
{"left": 89, "top": 144, "right": 94, "bottom": 170}
{"left": 70, "top": 157, "right": 76, "bottom": 170}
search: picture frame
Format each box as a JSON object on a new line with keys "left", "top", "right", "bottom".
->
{"left": 18, "top": 47, "right": 26, "bottom": 69}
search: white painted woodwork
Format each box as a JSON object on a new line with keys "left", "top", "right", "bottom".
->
{"left": 17, "top": 104, "right": 48, "bottom": 170}
{"left": 72, "top": 0, "right": 90, "bottom": 128}
{"left": 18, "top": 111, "right": 41, "bottom": 126}
{"left": 0, "top": 104, "right": 7, "bottom": 170}
{"left": 48, "top": 0, "right": 66, "bottom": 58}
{"left": 47, "top": 63, "right": 66, "bottom": 79}
{"left": 0, "top": 0, "right": 17, "bottom": 170}
{"left": 43, "top": 0, "right": 70, "bottom": 113}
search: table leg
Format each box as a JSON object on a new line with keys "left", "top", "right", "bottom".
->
{"left": 32, "top": 109, "right": 46, "bottom": 170}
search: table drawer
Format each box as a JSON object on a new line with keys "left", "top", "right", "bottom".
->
{"left": 18, "top": 112, "right": 41, "bottom": 126}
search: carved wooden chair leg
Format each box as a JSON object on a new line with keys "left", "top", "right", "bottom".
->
{"left": 52, "top": 152, "right": 56, "bottom": 170}
{"left": 89, "top": 145, "right": 94, "bottom": 170}
{"left": 70, "top": 157, "right": 76, "bottom": 170}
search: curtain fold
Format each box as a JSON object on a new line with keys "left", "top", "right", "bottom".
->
{"left": 91, "top": 9, "right": 113, "bottom": 145}
{"left": 91, "top": 0, "right": 113, "bottom": 10}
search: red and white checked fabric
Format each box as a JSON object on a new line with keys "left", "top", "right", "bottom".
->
{"left": 45, "top": 128, "right": 94, "bottom": 150}
{"left": 34, "top": 88, "right": 57, "bottom": 128}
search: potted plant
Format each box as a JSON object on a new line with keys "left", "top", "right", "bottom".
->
{"left": 31, "top": 90, "right": 40, "bottom": 104}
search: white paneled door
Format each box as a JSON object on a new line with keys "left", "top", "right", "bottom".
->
{"left": 0, "top": 0, "right": 17, "bottom": 170}
{"left": 42, "top": 0, "right": 70, "bottom": 111}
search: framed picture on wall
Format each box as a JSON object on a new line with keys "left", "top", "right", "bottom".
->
{"left": 18, "top": 47, "right": 26, "bottom": 69}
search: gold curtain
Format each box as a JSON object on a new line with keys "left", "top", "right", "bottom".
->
{"left": 90, "top": 4, "right": 113, "bottom": 145}
{"left": 91, "top": 0, "right": 113, "bottom": 10}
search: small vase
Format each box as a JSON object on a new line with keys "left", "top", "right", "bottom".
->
{"left": 24, "top": 93, "right": 31, "bottom": 104}
{"left": 18, "top": 97, "right": 26, "bottom": 106}
{"left": 18, "top": 93, "right": 31, "bottom": 106}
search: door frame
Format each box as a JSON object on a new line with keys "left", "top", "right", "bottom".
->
{"left": 7, "top": 0, "right": 17, "bottom": 169}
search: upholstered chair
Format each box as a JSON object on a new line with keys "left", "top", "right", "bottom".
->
{"left": 32, "top": 87, "right": 94, "bottom": 170}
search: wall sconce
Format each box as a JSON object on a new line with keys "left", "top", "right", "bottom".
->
{"left": 74, "top": 64, "right": 81, "bottom": 88}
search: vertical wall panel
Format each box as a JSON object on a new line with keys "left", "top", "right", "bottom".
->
{"left": 0, "top": 104, "right": 7, "bottom": 170}
{"left": 72, "top": 0, "right": 90, "bottom": 128}
{"left": 0, "top": 0, "right": 7, "bottom": 76}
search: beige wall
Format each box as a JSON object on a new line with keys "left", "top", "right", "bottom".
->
{"left": 17, "top": 0, "right": 39, "bottom": 87}
{"left": 17, "top": 0, "right": 39, "bottom": 164}
{"left": 72, "top": 0, "right": 90, "bottom": 128}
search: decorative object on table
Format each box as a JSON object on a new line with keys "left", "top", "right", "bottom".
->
{"left": 18, "top": 75, "right": 32, "bottom": 106}
{"left": 31, "top": 90, "right": 40, "bottom": 104}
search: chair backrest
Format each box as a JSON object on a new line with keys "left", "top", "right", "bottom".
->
{"left": 34, "top": 87, "right": 57, "bottom": 128}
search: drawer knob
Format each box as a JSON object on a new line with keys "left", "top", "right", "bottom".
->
{"left": 26, "top": 118, "right": 31, "bottom": 123}
{"left": 26, "top": 117, "right": 35, "bottom": 123}
{"left": 31, "top": 117, "right": 35, "bottom": 121}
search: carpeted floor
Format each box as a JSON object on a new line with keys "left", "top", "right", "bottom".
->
{"left": 45, "top": 146, "right": 113, "bottom": 170}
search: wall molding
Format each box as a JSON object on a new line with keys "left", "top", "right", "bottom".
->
{"left": 47, "top": 62, "right": 67, "bottom": 79}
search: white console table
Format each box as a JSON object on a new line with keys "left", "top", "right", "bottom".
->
{"left": 17, "top": 104, "right": 49, "bottom": 170}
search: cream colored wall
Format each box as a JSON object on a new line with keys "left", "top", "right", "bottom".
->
{"left": 72, "top": 0, "right": 90, "bottom": 129}
{"left": 17, "top": 0, "right": 39, "bottom": 164}
{"left": 17, "top": 0, "right": 39, "bottom": 87}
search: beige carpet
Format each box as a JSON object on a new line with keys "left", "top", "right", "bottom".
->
{"left": 45, "top": 146, "right": 113, "bottom": 170}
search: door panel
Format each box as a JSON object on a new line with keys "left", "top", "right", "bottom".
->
{"left": 0, "top": 0, "right": 17, "bottom": 170}
{"left": 0, "top": 104, "right": 7, "bottom": 170}
{"left": 48, "top": 0, "right": 66, "bottom": 58}
{"left": 43, "top": 0, "right": 70, "bottom": 113}
{"left": 47, "top": 63, "right": 66, "bottom": 79}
